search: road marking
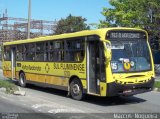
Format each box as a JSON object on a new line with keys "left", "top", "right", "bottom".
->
{"left": 32, "top": 103, "right": 64, "bottom": 109}
{"left": 48, "top": 108, "right": 84, "bottom": 114}
{"left": 48, "top": 109, "right": 55, "bottom": 113}
{"left": 32, "top": 103, "right": 85, "bottom": 114}
{"left": 28, "top": 94, "right": 96, "bottom": 113}
{"left": 32, "top": 104, "right": 44, "bottom": 109}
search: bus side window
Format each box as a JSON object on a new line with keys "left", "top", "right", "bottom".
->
{"left": 25, "top": 43, "right": 36, "bottom": 61}
{"left": 16, "top": 45, "right": 23, "bottom": 61}
{"left": 44, "top": 42, "right": 49, "bottom": 61}
{"left": 74, "top": 42, "right": 84, "bottom": 61}
{"left": 36, "top": 42, "right": 44, "bottom": 61}
{"left": 50, "top": 41, "right": 64, "bottom": 62}
{"left": 65, "top": 39, "right": 84, "bottom": 62}
{"left": 65, "top": 41, "right": 74, "bottom": 61}
{"left": 4, "top": 46, "right": 11, "bottom": 61}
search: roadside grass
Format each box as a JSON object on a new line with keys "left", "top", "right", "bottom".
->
{"left": 0, "top": 80, "right": 18, "bottom": 93}
{"left": 154, "top": 81, "right": 160, "bottom": 88}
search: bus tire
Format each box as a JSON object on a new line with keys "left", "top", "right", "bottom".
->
{"left": 19, "top": 72, "right": 26, "bottom": 87}
{"left": 70, "top": 79, "right": 83, "bottom": 100}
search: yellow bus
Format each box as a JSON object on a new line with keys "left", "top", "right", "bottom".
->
{"left": 2, "top": 28, "right": 155, "bottom": 100}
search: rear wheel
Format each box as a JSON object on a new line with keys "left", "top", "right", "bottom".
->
{"left": 70, "top": 79, "right": 83, "bottom": 100}
{"left": 19, "top": 72, "right": 26, "bottom": 87}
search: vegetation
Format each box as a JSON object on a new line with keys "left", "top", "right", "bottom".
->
{"left": 154, "top": 81, "right": 160, "bottom": 88}
{"left": 100, "top": 0, "right": 160, "bottom": 50}
{"left": 101, "top": 0, "right": 160, "bottom": 29}
{"left": 54, "top": 14, "right": 90, "bottom": 35}
{"left": 0, "top": 80, "right": 18, "bottom": 93}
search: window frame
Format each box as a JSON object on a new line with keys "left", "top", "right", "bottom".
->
{"left": 3, "top": 46, "right": 11, "bottom": 61}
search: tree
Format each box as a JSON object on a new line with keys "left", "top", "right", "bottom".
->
{"left": 100, "top": 0, "right": 160, "bottom": 64}
{"left": 54, "top": 14, "right": 90, "bottom": 35}
{"left": 100, "top": 0, "right": 160, "bottom": 49}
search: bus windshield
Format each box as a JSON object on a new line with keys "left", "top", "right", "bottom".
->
{"left": 110, "top": 39, "right": 151, "bottom": 73}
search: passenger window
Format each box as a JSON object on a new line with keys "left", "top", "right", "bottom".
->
{"left": 16, "top": 45, "right": 24, "bottom": 60}
{"left": 50, "top": 41, "right": 64, "bottom": 61}
{"left": 44, "top": 42, "right": 49, "bottom": 61}
{"left": 4, "top": 46, "right": 11, "bottom": 61}
{"left": 25, "top": 43, "right": 36, "bottom": 61}
{"left": 65, "top": 39, "right": 84, "bottom": 62}
{"left": 36, "top": 42, "right": 44, "bottom": 61}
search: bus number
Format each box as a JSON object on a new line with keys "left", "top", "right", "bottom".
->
{"left": 64, "top": 71, "right": 70, "bottom": 77}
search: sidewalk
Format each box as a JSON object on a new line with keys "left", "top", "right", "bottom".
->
{"left": 155, "top": 64, "right": 160, "bottom": 82}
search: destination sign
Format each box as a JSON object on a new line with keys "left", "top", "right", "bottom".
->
{"left": 107, "top": 31, "right": 146, "bottom": 39}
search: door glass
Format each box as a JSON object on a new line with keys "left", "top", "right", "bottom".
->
{"left": 88, "top": 41, "right": 100, "bottom": 94}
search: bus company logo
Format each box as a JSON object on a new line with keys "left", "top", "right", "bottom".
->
{"left": 53, "top": 63, "right": 85, "bottom": 71}
{"left": 45, "top": 63, "right": 50, "bottom": 73}
{"left": 123, "top": 62, "right": 131, "bottom": 71}
{"left": 22, "top": 65, "right": 41, "bottom": 71}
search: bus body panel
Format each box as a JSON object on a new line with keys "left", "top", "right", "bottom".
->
{"left": 15, "top": 61, "right": 87, "bottom": 89}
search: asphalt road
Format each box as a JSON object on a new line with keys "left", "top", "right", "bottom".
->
{"left": 0, "top": 80, "right": 160, "bottom": 119}
{"left": 0, "top": 85, "right": 160, "bottom": 119}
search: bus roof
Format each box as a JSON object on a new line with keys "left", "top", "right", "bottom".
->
{"left": 3, "top": 27, "right": 146, "bottom": 46}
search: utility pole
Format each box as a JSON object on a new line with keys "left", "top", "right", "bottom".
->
{"left": 27, "top": 0, "right": 31, "bottom": 39}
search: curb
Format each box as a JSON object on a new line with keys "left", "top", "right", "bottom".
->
{"left": 0, "top": 87, "right": 26, "bottom": 96}
{"left": 153, "top": 88, "right": 160, "bottom": 92}
{"left": 13, "top": 87, "right": 26, "bottom": 96}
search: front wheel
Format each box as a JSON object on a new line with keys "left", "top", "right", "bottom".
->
{"left": 19, "top": 73, "right": 26, "bottom": 87}
{"left": 70, "top": 79, "right": 83, "bottom": 100}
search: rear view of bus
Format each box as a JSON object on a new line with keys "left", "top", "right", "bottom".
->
{"left": 106, "top": 28, "right": 155, "bottom": 96}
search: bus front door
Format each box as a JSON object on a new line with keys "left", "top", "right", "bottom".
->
{"left": 87, "top": 41, "right": 100, "bottom": 94}
{"left": 11, "top": 47, "right": 16, "bottom": 80}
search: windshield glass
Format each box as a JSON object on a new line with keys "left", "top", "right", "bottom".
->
{"left": 110, "top": 40, "right": 151, "bottom": 73}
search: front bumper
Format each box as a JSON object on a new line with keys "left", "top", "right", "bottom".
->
{"left": 107, "top": 77, "right": 155, "bottom": 96}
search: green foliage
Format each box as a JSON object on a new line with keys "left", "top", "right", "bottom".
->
{"left": 0, "top": 80, "right": 18, "bottom": 93}
{"left": 154, "top": 81, "right": 160, "bottom": 88}
{"left": 100, "top": 0, "right": 160, "bottom": 36}
{"left": 54, "top": 14, "right": 90, "bottom": 35}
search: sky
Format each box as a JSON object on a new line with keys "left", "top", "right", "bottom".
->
{"left": 0, "top": 0, "right": 111, "bottom": 25}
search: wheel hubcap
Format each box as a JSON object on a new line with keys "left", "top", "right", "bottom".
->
{"left": 72, "top": 84, "right": 80, "bottom": 95}
{"left": 20, "top": 75, "right": 24, "bottom": 84}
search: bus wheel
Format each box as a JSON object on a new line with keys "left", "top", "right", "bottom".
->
{"left": 19, "top": 73, "right": 26, "bottom": 87}
{"left": 70, "top": 79, "right": 83, "bottom": 100}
